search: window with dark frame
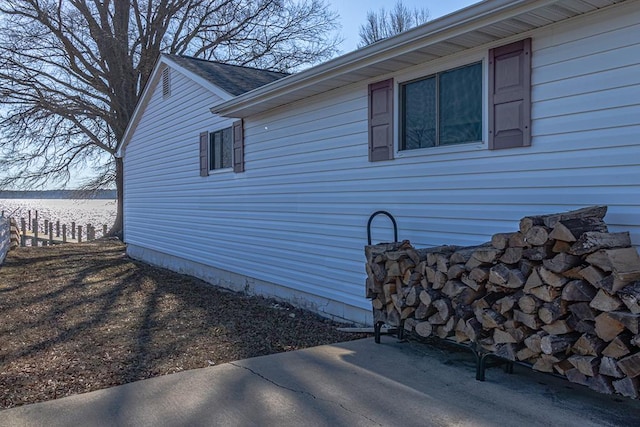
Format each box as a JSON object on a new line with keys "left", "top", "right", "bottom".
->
{"left": 400, "top": 62, "right": 482, "bottom": 150}
{"left": 209, "top": 127, "right": 232, "bottom": 170}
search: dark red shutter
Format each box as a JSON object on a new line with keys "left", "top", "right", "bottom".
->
{"left": 368, "top": 78, "right": 394, "bottom": 162}
{"left": 233, "top": 120, "right": 244, "bottom": 173}
{"left": 488, "top": 38, "right": 531, "bottom": 150}
{"left": 199, "top": 131, "right": 208, "bottom": 176}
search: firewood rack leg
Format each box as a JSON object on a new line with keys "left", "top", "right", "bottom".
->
{"left": 374, "top": 321, "right": 405, "bottom": 344}
{"left": 472, "top": 347, "right": 514, "bottom": 381}
{"left": 368, "top": 210, "right": 400, "bottom": 345}
{"left": 374, "top": 329, "right": 514, "bottom": 380}
{"left": 374, "top": 321, "right": 383, "bottom": 343}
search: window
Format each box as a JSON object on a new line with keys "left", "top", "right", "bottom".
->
{"left": 199, "top": 120, "right": 243, "bottom": 177}
{"left": 367, "top": 38, "right": 530, "bottom": 160}
{"left": 400, "top": 62, "right": 482, "bottom": 150}
{"left": 209, "top": 127, "right": 232, "bottom": 170}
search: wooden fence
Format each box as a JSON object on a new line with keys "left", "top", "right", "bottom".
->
{"left": 1, "top": 210, "right": 108, "bottom": 247}
{"left": 0, "top": 216, "right": 10, "bottom": 265}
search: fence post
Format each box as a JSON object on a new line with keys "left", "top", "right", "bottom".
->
{"left": 103, "top": 224, "right": 108, "bottom": 238}
{"left": 48, "top": 222, "right": 53, "bottom": 245}
{"left": 56, "top": 220, "right": 60, "bottom": 237}
{"left": 9, "top": 218, "right": 20, "bottom": 250}
{"left": 28, "top": 210, "right": 32, "bottom": 231}
{"left": 33, "top": 218, "right": 38, "bottom": 247}
{"left": 71, "top": 222, "right": 76, "bottom": 240}
{"left": 62, "top": 224, "right": 67, "bottom": 243}
{"left": 21, "top": 218, "right": 26, "bottom": 247}
{"left": 77, "top": 225, "right": 82, "bottom": 243}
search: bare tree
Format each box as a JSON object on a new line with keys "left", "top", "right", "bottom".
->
{"left": 358, "top": 0, "right": 429, "bottom": 47}
{"left": 0, "top": 0, "right": 340, "bottom": 236}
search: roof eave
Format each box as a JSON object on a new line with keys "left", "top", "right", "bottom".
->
{"left": 210, "top": 0, "right": 612, "bottom": 118}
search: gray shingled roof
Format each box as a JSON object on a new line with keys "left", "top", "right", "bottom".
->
{"left": 166, "top": 55, "right": 289, "bottom": 96}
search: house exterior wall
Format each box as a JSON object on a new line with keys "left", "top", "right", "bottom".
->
{"left": 123, "top": 2, "right": 640, "bottom": 324}
{"left": 123, "top": 69, "right": 235, "bottom": 264}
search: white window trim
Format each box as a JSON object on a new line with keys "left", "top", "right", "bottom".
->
{"left": 393, "top": 51, "right": 489, "bottom": 159}
{"left": 208, "top": 167, "right": 233, "bottom": 175}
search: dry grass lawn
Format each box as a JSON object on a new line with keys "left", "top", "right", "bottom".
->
{"left": 0, "top": 240, "right": 364, "bottom": 409}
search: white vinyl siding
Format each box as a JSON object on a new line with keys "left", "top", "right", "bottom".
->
{"left": 123, "top": 2, "right": 640, "bottom": 324}
{"left": 123, "top": 69, "right": 235, "bottom": 246}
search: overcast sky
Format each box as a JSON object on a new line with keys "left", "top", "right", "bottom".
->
{"left": 331, "top": 0, "right": 482, "bottom": 52}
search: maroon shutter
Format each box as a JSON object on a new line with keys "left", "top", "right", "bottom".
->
{"left": 233, "top": 120, "right": 244, "bottom": 173}
{"left": 488, "top": 38, "right": 531, "bottom": 150}
{"left": 368, "top": 78, "right": 394, "bottom": 162}
{"left": 199, "top": 131, "right": 208, "bottom": 176}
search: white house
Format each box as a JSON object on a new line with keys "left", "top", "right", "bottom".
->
{"left": 117, "top": 0, "right": 640, "bottom": 325}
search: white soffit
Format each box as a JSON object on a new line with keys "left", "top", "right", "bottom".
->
{"left": 211, "top": 0, "right": 628, "bottom": 118}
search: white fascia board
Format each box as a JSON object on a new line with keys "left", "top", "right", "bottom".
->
{"left": 116, "top": 54, "right": 234, "bottom": 157}
{"left": 210, "top": 0, "right": 565, "bottom": 117}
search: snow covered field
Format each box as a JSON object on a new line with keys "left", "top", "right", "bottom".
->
{"left": 0, "top": 199, "right": 117, "bottom": 235}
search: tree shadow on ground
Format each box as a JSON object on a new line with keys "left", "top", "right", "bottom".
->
{"left": 0, "top": 241, "right": 363, "bottom": 408}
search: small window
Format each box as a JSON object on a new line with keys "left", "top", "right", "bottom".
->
{"left": 209, "top": 127, "right": 232, "bottom": 170}
{"left": 401, "top": 62, "right": 482, "bottom": 150}
{"left": 162, "top": 67, "right": 171, "bottom": 99}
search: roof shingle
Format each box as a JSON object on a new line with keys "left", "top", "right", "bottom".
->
{"left": 166, "top": 55, "right": 289, "bottom": 96}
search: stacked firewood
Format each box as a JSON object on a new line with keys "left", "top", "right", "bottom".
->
{"left": 365, "top": 206, "right": 640, "bottom": 398}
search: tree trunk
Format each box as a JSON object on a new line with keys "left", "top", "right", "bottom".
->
{"left": 109, "top": 156, "right": 124, "bottom": 239}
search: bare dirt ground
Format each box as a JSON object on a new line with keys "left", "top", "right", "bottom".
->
{"left": 0, "top": 240, "right": 365, "bottom": 409}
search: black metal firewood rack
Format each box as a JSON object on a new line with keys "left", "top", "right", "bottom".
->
{"left": 366, "top": 210, "right": 514, "bottom": 381}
